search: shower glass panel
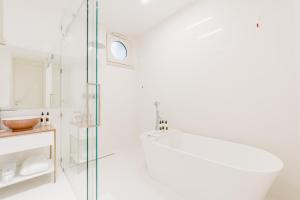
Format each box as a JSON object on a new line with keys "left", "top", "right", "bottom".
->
{"left": 60, "top": 0, "right": 99, "bottom": 199}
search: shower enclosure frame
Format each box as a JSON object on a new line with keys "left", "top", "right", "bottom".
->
{"left": 59, "top": 0, "right": 100, "bottom": 199}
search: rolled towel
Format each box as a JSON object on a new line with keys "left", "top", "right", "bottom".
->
{"left": 1, "top": 161, "right": 17, "bottom": 182}
{"left": 20, "top": 155, "right": 50, "bottom": 176}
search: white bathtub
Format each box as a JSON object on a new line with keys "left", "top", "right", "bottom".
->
{"left": 140, "top": 130, "right": 283, "bottom": 200}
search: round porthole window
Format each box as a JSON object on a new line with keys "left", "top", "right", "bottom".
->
{"left": 111, "top": 41, "right": 127, "bottom": 61}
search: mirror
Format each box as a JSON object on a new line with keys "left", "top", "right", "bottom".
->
{"left": 10, "top": 48, "right": 60, "bottom": 109}
{"left": 1, "top": 0, "right": 62, "bottom": 109}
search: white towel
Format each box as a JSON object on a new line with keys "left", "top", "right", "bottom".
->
{"left": 20, "top": 155, "right": 50, "bottom": 176}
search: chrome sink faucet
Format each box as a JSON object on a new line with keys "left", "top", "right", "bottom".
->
{"left": 154, "top": 101, "right": 162, "bottom": 130}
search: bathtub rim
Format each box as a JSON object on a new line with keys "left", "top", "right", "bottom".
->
{"left": 140, "top": 130, "right": 284, "bottom": 174}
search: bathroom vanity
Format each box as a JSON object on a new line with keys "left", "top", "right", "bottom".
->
{"left": 0, "top": 127, "right": 56, "bottom": 188}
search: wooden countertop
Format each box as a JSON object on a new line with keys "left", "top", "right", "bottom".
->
{"left": 0, "top": 126, "right": 56, "bottom": 138}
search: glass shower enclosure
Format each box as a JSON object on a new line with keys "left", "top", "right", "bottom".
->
{"left": 60, "top": 0, "right": 99, "bottom": 199}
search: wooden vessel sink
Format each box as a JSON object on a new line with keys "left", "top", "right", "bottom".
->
{"left": 2, "top": 116, "right": 41, "bottom": 132}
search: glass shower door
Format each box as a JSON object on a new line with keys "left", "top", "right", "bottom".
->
{"left": 60, "top": 0, "right": 99, "bottom": 199}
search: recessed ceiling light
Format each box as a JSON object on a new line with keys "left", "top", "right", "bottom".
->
{"left": 141, "top": 0, "right": 151, "bottom": 5}
{"left": 197, "top": 28, "right": 223, "bottom": 40}
{"left": 184, "top": 17, "right": 213, "bottom": 31}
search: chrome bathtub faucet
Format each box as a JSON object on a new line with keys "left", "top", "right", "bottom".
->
{"left": 154, "top": 101, "right": 162, "bottom": 131}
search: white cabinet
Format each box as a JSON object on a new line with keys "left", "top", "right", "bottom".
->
{"left": 0, "top": 128, "right": 56, "bottom": 188}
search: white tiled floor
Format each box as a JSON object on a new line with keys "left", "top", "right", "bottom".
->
{"left": 0, "top": 144, "right": 276, "bottom": 200}
{"left": 99, "top": 145, "right": 182, "bottom": 200}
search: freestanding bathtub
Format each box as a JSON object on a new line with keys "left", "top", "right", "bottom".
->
{"left": 140, "top": 130, "right": 283, "bottom": 200}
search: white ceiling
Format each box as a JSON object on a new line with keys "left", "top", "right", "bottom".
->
{"left": 3, "top": 0, "right": 197, "bottom": 50}
{"left": 100, "top": 0, "right": 197, "bottom": 37}
{"left": 3, "top": 0, "right": 67, "bottom": 54}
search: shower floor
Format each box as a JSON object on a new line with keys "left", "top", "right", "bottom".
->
{"left": 66, "top": 143, "right": 181, "bottom": 200}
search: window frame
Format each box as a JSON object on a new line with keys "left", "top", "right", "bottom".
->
{"left": 106, "top": 32, "right": 133, "bottom": 67}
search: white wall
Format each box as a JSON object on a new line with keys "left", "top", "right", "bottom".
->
{"left": 3, "top": 0, "right": 64, "bottom": 54}
{"left": 295, "top": 0, "right": 300, "bottom": 178}
{"left": 137, "top": 0, "right": 300, "bottom": 199}
{"left": 0, "top": 45, "right": 12, "bottom": 108}
{"left": 99, "top": 26, "right": 139, "bottom": 155}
